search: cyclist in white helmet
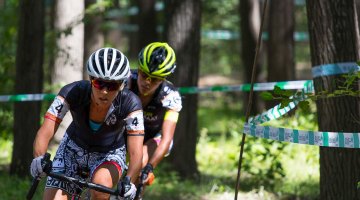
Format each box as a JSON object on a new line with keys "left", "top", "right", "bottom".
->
{"left": 30, "top": 47, "right": 144, "bottom": 200}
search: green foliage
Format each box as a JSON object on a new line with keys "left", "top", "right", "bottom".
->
{"left": 0, "top": 171, "right": 45, "bottom": 200}
{"left": 0, "top": 139, "right": 12, "bottom": 165}
{"left": 145, "top": 162, "right": 203, "bottom": 200}
{"left": 85, "top": 0, "right": 114, "bottom": 15}
{"left": 200, "top": 0, "right": 241, "bottom": 78}
{"left": 243, "top": 138, "right": 287, "bottom": 189}
{"left": 260, "top": 86, "right": 312, "bottom": 112}
{"left": 261, "top": 71, "right": 360, "bottom": 114}
{"left": 0, "top": 0, "right": 18, "bottom": 138}
{"left": 197, "top": 98, "right": 319, "bottom": 198}
{"left": 201, "top": 0, "right": 239, "bottom": 30}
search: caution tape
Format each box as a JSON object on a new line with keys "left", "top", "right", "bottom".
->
{"left": 312, "top": 62, "right": 360, "bottom": 78}
{"left": 248, "top": 100, "right": 299, "bottom": 125}
{"left": 244, "top": 63, "right": 360, "bottom": 148}
{"left": 249, "top": 80, "right": 314, "bottom": 124}
{"left": 243, "top": 123, "right": 360, "bottom": 149}
{"left": 178, "top": 80, "right": 311, "bottom": 94}
{"left": 0, "top": 80, "right": 312, "bottom": 102}
{"left": 0, "top": 94, "right": 56, "bottom": 102}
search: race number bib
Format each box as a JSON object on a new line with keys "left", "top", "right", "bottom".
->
{"left": 46, "top": 96, "right": 69, "bottom": 120}
{"left": 125, "top": 110, "right": 145, "bottom": 132}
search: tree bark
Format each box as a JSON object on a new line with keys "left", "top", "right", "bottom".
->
{"left": 164, "top": 0, "right": 201, "bottom": 178}
{"left": 355, "top": 0, "right": 360, "bottom": 29}
{"left": 11, "top": 0, "right": 44, "bottom": 176}
{"left": 306, "top": 0, "right": 360, "bottom": 199}
{"left": 267, "top": 0, "right": 295, "bottom": 108}
{"left": 128, "top": 0, "right": 140, "bottom": 59}
{"left": 137, "top": 0, "right": 158, "bottom": 48}
{"left": 239, "top": 0, "right": 265, "bottom": 115}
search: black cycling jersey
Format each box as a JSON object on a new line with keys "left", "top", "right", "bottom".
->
{"left": 128, "top": 70, "right": 182, "bottom": 142}
{"left": 50, "top": 80, "right": 143, "bottom": 152}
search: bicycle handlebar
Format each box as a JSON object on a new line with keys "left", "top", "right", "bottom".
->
{"left": 47, "top": 171, "right": 120, "bottom": 195}
{"left": 26, "top": 153, "right": 121, "bottom": 200}
{"left": 26, "top": 153, "right": 51, "bottom": 200}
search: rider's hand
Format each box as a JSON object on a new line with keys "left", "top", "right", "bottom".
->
{"left": 30, "top": 155, "right": 46, "bottom": 178}
{"left": 118, "top": 176, "right": 136, "bottom": 200}
{"left": 141, "top": 163, "right": 155, "bottom": 185}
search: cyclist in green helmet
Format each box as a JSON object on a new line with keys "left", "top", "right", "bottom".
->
{"left": 127, "top": 42, "right": 182, "bottom": 198}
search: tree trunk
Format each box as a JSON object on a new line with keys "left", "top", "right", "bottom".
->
{"left": 356, "top": 0, "right": 360, "bottom": 29}
{"left": 83, "top": 0, "right": 104, "bottom": 79}
{"left": 53, "top": 0, "right": 84, "bottom": 84}
{"left": 138, "top": 0, "right": 158, "bottom": 48}
{"left": 267, "top": 0, "right": 295, "bottom": 108}
{"left": 306, "top": 0, "right": 360, "bottom": 199}
{"left": 128, "top": 0, "right": 140, "bottom": 59}
{"left": 52, "top": 0, "right": 84, "bottom": 142}
{"left": 106, "top": 0, "right": 125, "bottom": 51}
{"left": 164, "top": 0, "right": 201, "bottom": 178}
{"left": 11, "top": 0, "right": 44, "bottom": 176}
{"left": 46, "top": 0, "right": 56, "bottom": 84}
{"left": 239, "top": 0, "right": 265, "bottom": 115}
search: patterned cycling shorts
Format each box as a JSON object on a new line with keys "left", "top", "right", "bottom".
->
{"left": 45, "top": 133, "right": 127, "bottom": 195}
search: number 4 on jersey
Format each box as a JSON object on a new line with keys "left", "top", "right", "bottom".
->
{"left": 55, "top": 104, "right": 63, "bottom": 114}
{"left": 132, "top": 117, "right": 139, "bottom": 126}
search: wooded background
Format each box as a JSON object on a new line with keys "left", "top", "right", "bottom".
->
{"left": 1, "top": 0, "right": 360, "bottom": 199}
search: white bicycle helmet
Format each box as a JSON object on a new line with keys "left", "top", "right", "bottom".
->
{"left": 87, "top": 47, "right": 130, "bottom": 81}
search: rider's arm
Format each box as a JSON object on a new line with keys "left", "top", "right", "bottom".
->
{"left": 148, "top": 109, "right": 179, "bottom": 168}
{"left": 125, "top": 110, "right": 145, "bottom": 183}
{"left": 33, "top": 119, "right": 59, "bottom": 157}
{"left": 33, "top": 95, "right": 69, "bottom": 157}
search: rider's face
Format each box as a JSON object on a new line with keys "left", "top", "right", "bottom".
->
{"left": 91, "top": 79, "right": 123, "bottom": 106}
{"left": 137, "top": 69, "right": 164, "bottom": 96}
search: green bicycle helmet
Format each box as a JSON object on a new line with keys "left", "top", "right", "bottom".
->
{"left": 138, "top": 42, "right": 176, "bottom": 78}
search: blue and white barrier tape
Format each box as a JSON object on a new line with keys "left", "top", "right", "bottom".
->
{"left": 244, "top": 123, "right": 360, "bottom": 148}
{"left": 312, "top": 62, "right": 360, "bottom": 78}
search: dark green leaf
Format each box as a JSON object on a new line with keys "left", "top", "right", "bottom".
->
{"left": 274, "top": 86, "right": 282, "bottom": 95}
{"left": 260, "top": 92, "right": 274, "bottom": 100}
{"left": 298, "top": 101, "right": 310, "bottom": 113}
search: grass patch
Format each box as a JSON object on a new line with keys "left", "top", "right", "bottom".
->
{"left": 0, "top": 171, "right": 45, "bottom": 200}
{"left": 195, "top": 103, "right": 320, "bottom": 199}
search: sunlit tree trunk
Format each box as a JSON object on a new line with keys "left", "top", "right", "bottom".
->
{"left": 307, "top": 0, "right": 360, "bottom": 199}
{"left": 267, "top": 0, "right": 295, "bottom": 108}
{"left": 164, "top": 0, "right": 201, "bottom": 178}
{"left": 356, "top": 0, "right": 360, "bottom": 28}
{"left": 52, "top": 0, "right": 84, "bottom": 141}
{"left": 239, "top": 0, "right": 264, "bottom": 115}
{"left": 11, "top": 0, "right": 44, "bottom": 176}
